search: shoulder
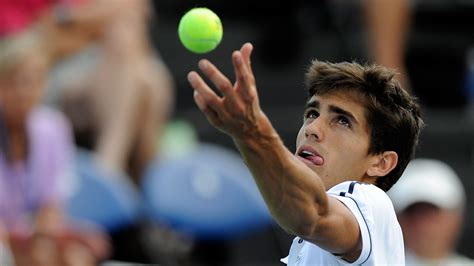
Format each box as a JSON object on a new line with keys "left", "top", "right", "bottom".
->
{"left": 328, "top": 181, "right": 391, "bottom": 206}
{"left": 327, "top": 181, "right": 396, "bottom": 225}
{"left": 327, "top": 181, "right": 403, "bottom": 264}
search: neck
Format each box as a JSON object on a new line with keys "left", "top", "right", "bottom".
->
{"left": 361, "top": 175, "right": 378, "bottom": 185}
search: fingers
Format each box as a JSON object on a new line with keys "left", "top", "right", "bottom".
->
{"left": 187, "top": 71, "right": 221, "bottom": 111}
{"left": 240, "top": 42, "right": 254, "bottom": 69}
{"left": 196, "top": 57, "right": 250, "bottom": 115}
{"left": 193, "top": 90, "right": 221, "bottom": 127}
{"left": 198, "top": 59, "right": 234, "bottom": 97}
{"left": 188, "top": 71, "right": 228, "bottom": 128}
{"left": 232, "top": 49, "right": 255, "bottom": 103}
{"left": 188, "top": 42, "right": 256, "bottom": 126}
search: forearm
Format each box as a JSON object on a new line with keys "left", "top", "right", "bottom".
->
{"left": 365, "top": 0, "right": 411, "bottom": 66}
{"left": 364, "top": 0, "right": 412, "bottom": 90}
{"left": 233, "top": 119, "right": 329, "bottom": 236}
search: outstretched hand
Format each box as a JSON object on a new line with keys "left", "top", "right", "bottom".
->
{"left": 187, "top": 42, "right": 271, "bottom": 140}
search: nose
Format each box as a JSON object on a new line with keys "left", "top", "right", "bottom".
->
{"left": 304, "top": 118, "right": 325, "bottom": 141}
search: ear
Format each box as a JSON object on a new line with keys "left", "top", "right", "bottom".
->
{"left": 366, "top": 151, "right": 398, "bottom": 177}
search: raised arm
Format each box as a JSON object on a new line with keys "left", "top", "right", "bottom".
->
{"left": 364, "top": 0, "right": 412, "bottom": 90}
{"left": 187, "top": 43, "right": 362, "bottom": 260}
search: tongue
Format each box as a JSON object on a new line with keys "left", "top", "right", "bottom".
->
{"left": 307, "top": 155, "right": 324, "bottom": 165}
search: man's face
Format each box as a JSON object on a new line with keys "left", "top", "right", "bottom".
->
{"left": 295, "top": 91, "right": 377, "bottom": 190}
{"left": 399, "top": 203, "right": 462, "bottom": 259}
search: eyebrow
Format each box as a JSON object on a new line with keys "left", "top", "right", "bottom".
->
{"left": 329, "top": 105, "right": 359, "bottom": 125}
{"left": 304, "top": 100, "right": 319, "bottom": 110}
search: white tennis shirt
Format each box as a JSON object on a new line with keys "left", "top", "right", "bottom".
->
{"left": 282, "top": 181, "right": 404, "bottom": 265}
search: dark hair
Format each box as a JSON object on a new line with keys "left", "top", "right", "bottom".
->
{"left": 305, "top": 60, "right": 424, "bottom": 191}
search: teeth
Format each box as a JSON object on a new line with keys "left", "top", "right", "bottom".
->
{"left": 301, "top": 150, "right": 315, "bottom": 157}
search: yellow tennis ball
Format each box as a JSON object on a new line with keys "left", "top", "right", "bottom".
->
{"left": 178, "top": 7, "right": 223, "bottom": 54}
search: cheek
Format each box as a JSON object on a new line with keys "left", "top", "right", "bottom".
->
{"left": 329, "top": 137, "right": 370, "bottom": 173}
{"left": 337, "top": 131, "right": 370, "bottom": 157}
{"left": 432, "top": 212, "right": 462, "bottom": 241}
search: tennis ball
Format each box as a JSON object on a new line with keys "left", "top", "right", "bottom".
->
{"left": 178, "top": 8, "right": 223, "bottom": 54}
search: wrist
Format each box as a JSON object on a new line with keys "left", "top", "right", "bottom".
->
{"left": 233, "top": 127, "right": 282, "bottom": 158}
{"left": 233, "top": 112, "right": 279, "bottom": 147}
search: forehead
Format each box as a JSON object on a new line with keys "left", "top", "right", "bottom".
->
{"left": 309, "top": 89, "right": 368, "bottom": 108}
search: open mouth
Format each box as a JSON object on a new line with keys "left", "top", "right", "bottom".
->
{"left": 297, "top": 147, "right": 324, "bottom": 166}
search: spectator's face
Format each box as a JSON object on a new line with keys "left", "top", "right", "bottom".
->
{"left": 399, "top": 202, "right": 462, "bottom": 259}
{"left": 295, "top": 91, "right": 376, "bottom": 189}
{"left": 0, "top": 53, "right": 47, "bottom": 126}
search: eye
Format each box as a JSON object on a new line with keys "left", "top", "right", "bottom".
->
{"left": 304, "top": 109, "right": 319, "bottom": 120}
{"left": 336, "top": 115, "right": 351, "bottom": 127}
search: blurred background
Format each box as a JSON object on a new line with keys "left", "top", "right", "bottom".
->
{"left": 0, "top": 0, "right": 473, "bottom": 265}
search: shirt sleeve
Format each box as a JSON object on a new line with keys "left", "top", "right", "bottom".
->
{"left": 327, "top": 181, "right": 374, "bottom": 265}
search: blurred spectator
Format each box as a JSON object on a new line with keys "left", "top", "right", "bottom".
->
{"left": 1, "top": 0, "right": 175, "bottom": 186}
{"left": 0, "top": 27, "right": 109, "bottom": 265}
{"left": 45, "top": 0, "right": 176, "bottom": 186}
{"left": 389, "top": 158, "right": 474, "bottom": 265}
{"left": 38, "top": 0, "right": 178, "bottom": 262}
